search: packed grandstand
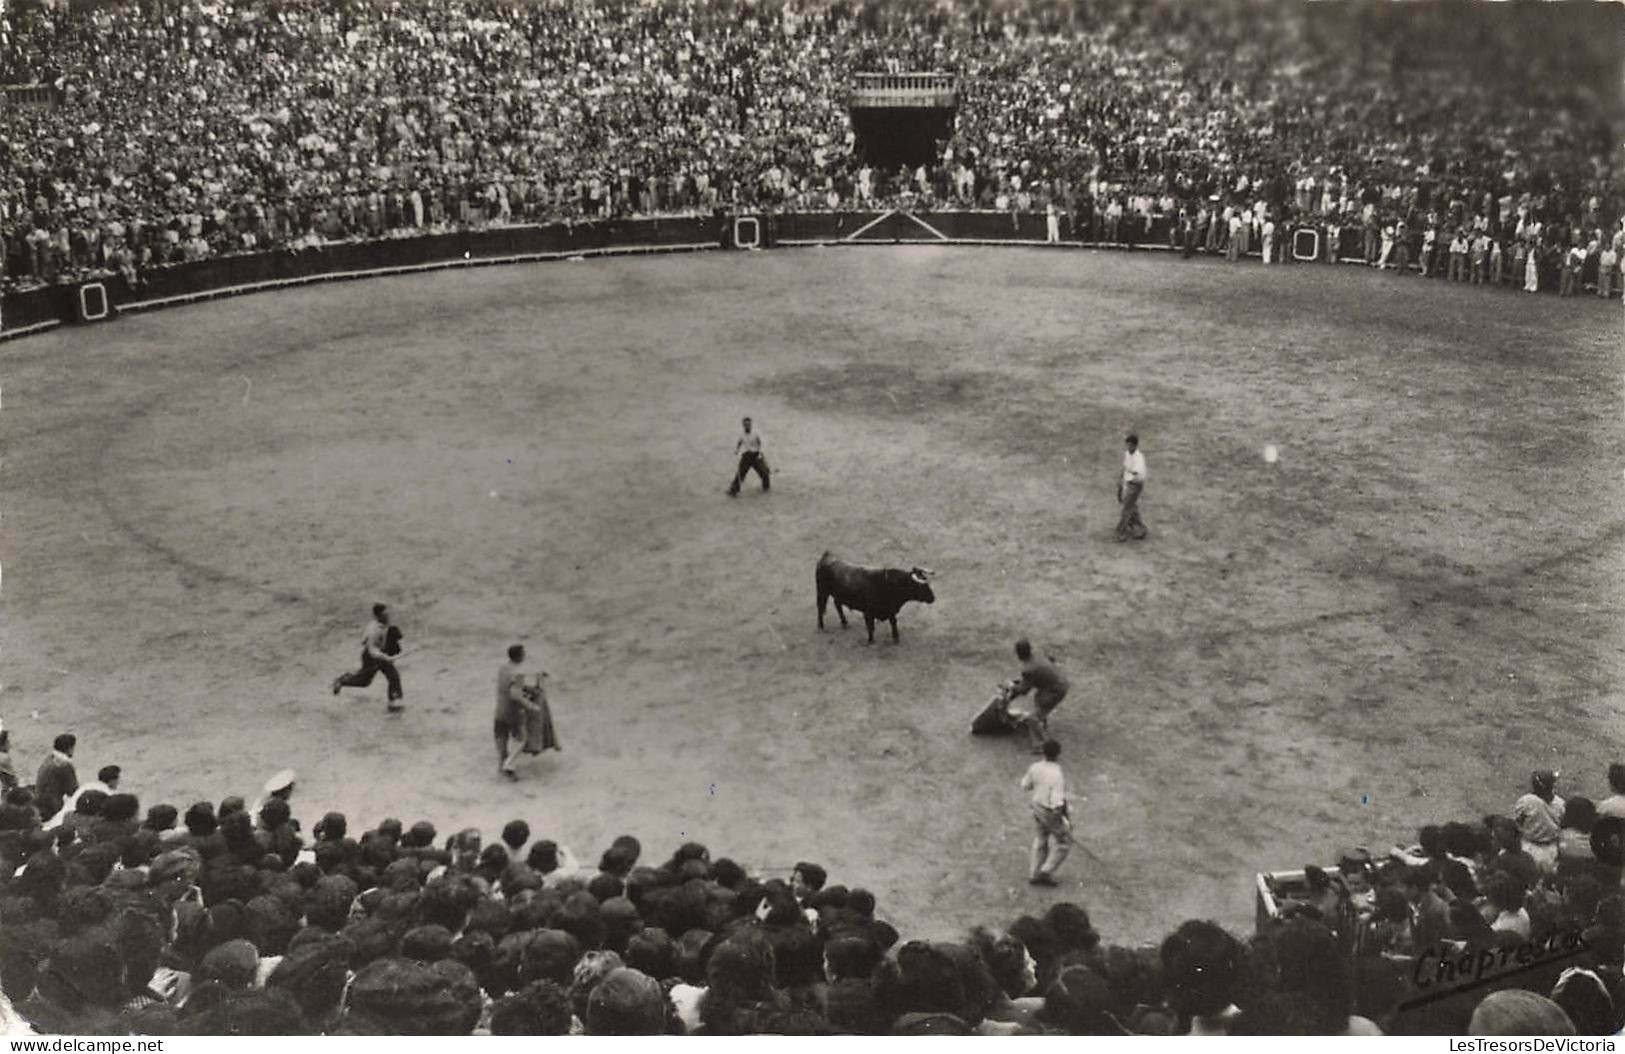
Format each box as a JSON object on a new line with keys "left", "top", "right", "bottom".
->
{"left": 0, "top": 0, "right": 1621, "bottom": 294}
{"left": 0, "top": 731, "right": 1622, "bottom": 1035}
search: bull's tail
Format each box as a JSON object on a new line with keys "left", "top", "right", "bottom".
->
{"left": 816, "top": 552, "right": 834, "bottom": 628}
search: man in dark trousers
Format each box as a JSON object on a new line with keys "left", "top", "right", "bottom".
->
{"left": 1009, "top": 639, "right": 1070, "bottom": 752}
{"left": 332, "top": 603, "right": 404, "bottom": 711}
{"left": 35, "top": 733, "right": 79, "bottom": 818}
{"left": 727, "top": 416, "right": 770, "bottom": 496}
{"left": 1116, "top": 433, "right": 1149, "bottom": 542}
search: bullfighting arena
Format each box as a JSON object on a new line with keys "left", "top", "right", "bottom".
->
{"left": 3, "top": 246, "right": 1621, "bottom": 942}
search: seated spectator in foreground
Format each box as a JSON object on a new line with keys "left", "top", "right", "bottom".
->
{"left": 1037, "top": 964, "right": 1130, "bottom": 1035}
{"left": 1484, "top": 815, "right": 1541, "bottom": 893}
{"left": 500, "top": 820, "right": 529, "bottom": 858}
{"left": 1598, "top": 764, "right": 1625, "bottom": 821}
{"left": 0, "top": 727, "right": 16, "bottom": 793}
{"left": 966, "top": 927, "right": 1043, "bottom": 1033}
{"left": 1514, "top": 770, "right": 1566, "bottom": 875}
{"left": 584, "top": 967, "right": 672, "bottom": 1035}
{"left": 140, "top": 804, "right": 180, "bottom": 842}
{"left": 1418, "top": 824, "right": 1478, "bottom": 901}
{"left": 1551, "top": 968, "right": 1618, "bottom": 1035}
{"left": 1485, "top": 871, "right": 1533, "bottom": 939}
{"left": 1468, "top": 990, "right": 1576, "bottom": 1036}
{"left": 790, "top": 862, "right": 827, "bottom": 903}
{"left": 489, "top": 980, "right": 572, "bottom": 1036}
{"left": 1582, "top": 897, "right": 1625, "bottom": 974}
{"left": 1448, "top": 899, "right": 1496, "bottom": 947}
{"left": 1160, "top": 920, "right": 1245, "bottom": 1035}
{"left": 698, "top": 933, "right": 787, "bottom": 1034}
{"left": 1403, "top": 864, "right": 1453, "bottom": 952}
{"left": 1253, "top": 917, "right": 1383, "bottom": 1035}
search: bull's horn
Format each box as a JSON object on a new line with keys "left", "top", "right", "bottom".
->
{"left": 912, "top": 566, "right": 936, "bottom": 580}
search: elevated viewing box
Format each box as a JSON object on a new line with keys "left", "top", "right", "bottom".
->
{"left": 848, "top": 72, "right": 957, "bottom": 110}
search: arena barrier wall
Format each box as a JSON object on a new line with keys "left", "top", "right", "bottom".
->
{"left": 0, "top": 210, "right": 1601, "bottom": 342}
{"left": 0, "top": 215, "right": 726, "bottom": 340}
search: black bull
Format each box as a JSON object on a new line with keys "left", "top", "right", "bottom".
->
{"left": 815, "top": 552, "right": 936, "bottom": 644}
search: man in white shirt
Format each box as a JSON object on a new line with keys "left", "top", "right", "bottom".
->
{"left": 331, "top": 602, "right": 404, "bottom": 710}
{"left": 1513, "top": 769, "right": 1564, "bottom": 875}
{"left": 1021, "top": 738, "right": 1070, "bottom": 886}
{"left": 1260, "top": 216, "right": 1276, "bottom": 265}
{"left": 1116, "top": 433, "right": 1149, "bottom": 542}
{"left": 727, "top": 416, "right": 770, "bottom": 497}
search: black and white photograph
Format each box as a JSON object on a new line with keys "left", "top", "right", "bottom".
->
{"left": 0, "top": 0, "right": 1621, "bottom": 1038}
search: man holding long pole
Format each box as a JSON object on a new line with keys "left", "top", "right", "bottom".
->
{"left": 1021, "top": 739, "right": 1071, "bottom": 887}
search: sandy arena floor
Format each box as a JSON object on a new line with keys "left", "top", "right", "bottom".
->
{"left": 2, "top": 245, "right": 1621, "bottom": 944}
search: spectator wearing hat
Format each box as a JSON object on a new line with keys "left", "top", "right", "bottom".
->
{"left": 249, "top": 770, "right": 297, "bottom": 830}
{"left": 1514, "top": 770, "right": 1565, "bottom": 875}
{"left": 1020, "top": 739, "right": 1070, "bottom": 887}
{"left": 331, "top": 603, "right": 404, "bottom": 711}
{"left": 1116, "top": 433, "right": 1148, "bottom": 542}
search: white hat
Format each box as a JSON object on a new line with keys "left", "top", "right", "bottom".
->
{"left": 264, "top": 769, "right": 297, "bottom": 794}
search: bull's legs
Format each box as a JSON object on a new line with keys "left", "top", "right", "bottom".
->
{"left": 833, "top": 600, "right": 849, "bottom": 628}
{"left": 890, "top": 617, "right": 900, "bottom": 642}
{"left": 817, "top": 585, "right": 828, "bottom": 630}
{"left": 863, "top": 614, "right": 876, "bottom": 644}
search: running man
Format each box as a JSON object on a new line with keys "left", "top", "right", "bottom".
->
{"left": 1116, "top": 433, "right": 1148, "bottom": 542}
{"left": 332, "top": 603, "right": 404, "bottom": 711}
{"left": 727, "top": 416, "right": 770, "bottom": 496}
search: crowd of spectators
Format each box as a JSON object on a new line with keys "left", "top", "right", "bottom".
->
{"left": 0, "top": 717, "right": 1622, "bottom": 1036}
{"left": 0, "top": 0, "right": 1619, "bottom": 298}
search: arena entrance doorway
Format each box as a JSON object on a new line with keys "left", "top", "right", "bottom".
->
{"left": 848, "top": 72, "right": 958, "bottom": 170}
